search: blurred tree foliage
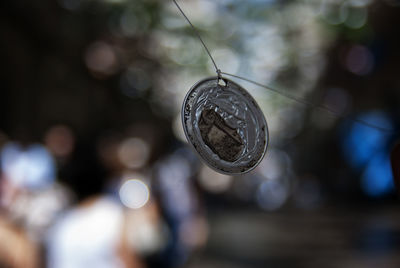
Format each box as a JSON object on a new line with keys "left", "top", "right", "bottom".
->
{"left": 0, "top": 0, "right": 399, "bottom": 198}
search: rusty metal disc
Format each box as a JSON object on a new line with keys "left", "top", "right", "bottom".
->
{"left": 182, "top": 76, "right": 268, "bottom": 174}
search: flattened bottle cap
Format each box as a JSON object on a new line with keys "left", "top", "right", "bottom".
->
{"left": 182, "top": 77, "right": 268, "bottom": 174}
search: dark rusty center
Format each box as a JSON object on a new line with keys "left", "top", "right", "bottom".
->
{"left": 198, "top": 109, "right": 244, "bottom": 162}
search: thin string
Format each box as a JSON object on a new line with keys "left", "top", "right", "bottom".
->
{"left": 222, "top": 72, "right": 393, "bottom": 133}
{"left": 172, "top": 0, "right": 221, "bottom": 77}
{"left": 172, "top": 0, "right": 394, "bottom": 133}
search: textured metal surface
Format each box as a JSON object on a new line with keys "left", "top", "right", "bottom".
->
{"left": 182, "top": 77, "right": 268, "bottom": 174}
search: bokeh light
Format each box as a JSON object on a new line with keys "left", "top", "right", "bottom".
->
{"left": 345, "top": 5, "right": 368, "bottom": 29}
{"left": 84, "top": 41, "right": 119, "bottom": 77}
{"left": 345, "top": 45, "right": 374, "bottom": 76}
{"left": 341, "top": 111, "right": 395, "bottom": 197}
{"left": 119, "top": 178, "right": 150, "bottom": 209}
{"left": 256, "top": 179, "right": 288, "bottom": 211}
{"left": 120, "top": 65, "right": 152, "bottom": 98}
{"left": 118, "top": 137, "right": 150, "bottom": 170}
{"left": 44, "top": 125, "right": 75, "bottom": 159}
{"left": 361, "top": 152, "right": 394, "bottom": 197}
{"left": 341, "top": 111, "right": 393, "bottom": 170}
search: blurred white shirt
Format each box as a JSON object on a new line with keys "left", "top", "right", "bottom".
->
{"left": 47, "top": 196, "right": 124, "bottom": 268}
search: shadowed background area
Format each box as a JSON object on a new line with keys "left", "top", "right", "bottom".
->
{"left": 0, "top": 0, "right": 399, "bottom": 267}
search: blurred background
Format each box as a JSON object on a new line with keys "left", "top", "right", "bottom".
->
{"left": 0, "top": 0, "right": 400, "bottom": 267}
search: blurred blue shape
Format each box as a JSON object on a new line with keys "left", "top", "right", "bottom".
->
{"left": 340, "top": 111, "right": 394, "bottom": 197}
{"left": 341, "top": 111, "right": 392, "bottom": 170}
{"left": 361, "top": 152, "right": 394, "bottom": 197}
{"left": 1, "top": 142, "right": 55, "bottom": 189}
{"left": 256, "top": 179, "right": 288, "bottom": 211}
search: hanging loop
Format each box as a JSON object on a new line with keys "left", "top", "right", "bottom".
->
{"left": 217, "top": 69, "right": 227, "bottom": 87}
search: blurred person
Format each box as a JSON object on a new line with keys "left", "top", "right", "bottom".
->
{"left": 0, "top": 216, "right": 38, "bottom": 268}
{"left": 0, "top": 140, "right": 71, "bottom": 241}
{"left": 124, "top": 198, "right": 169, "bottom": 268}
{"left": 153, "top": 148, "right": 208, "bottom": 268}
{"left": 0, "top": 141, "right": 55, "bottom": 192}
{"left": 46, "top": 140, "right": 145, "bottom": 268}
{"left": 98, "top": 131, "right": 169, "bottom": 267}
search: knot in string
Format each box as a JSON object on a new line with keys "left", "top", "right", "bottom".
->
{"left": 217, "top": 69, "right": 222, "bottom": 79}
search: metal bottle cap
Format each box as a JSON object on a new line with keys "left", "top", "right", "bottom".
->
{"left": 182, "top": 77, "right": 268, "bottom": 174}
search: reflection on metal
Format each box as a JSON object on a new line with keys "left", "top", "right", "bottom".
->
{"left": 182, "top": 77, "right": 268, "bottom": 174}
